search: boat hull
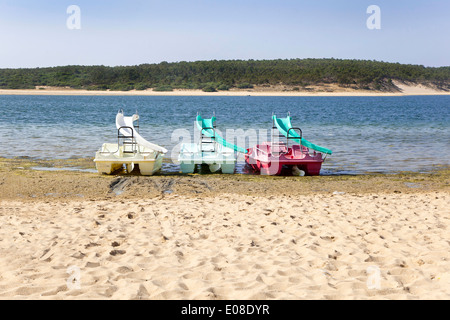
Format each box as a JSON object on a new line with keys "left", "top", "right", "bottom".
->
{"left": 245, "top": 143, "right": 324, "bottom": 176}
{"left": 94, "top": 143, "right": 164, "bottom": 176}
{"left": 178, "top": 143, "right": 237, "bottom": 174}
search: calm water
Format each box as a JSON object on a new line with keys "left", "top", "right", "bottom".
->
{"left": 0, "top": 95, "right": 449, "bottom": 175}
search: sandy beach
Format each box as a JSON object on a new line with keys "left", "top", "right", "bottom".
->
{"left": 0, "top": 158, "right": 449, "bottom": 300}
{"left": 1, "top": 0, "right": 449, "bottom": 303}
{"left": 0, "top": 82, "right": 448, "bottom": 96}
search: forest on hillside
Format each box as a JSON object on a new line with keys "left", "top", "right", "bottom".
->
{"left": 0, "top": 58, "right": 448, "bottom": 92}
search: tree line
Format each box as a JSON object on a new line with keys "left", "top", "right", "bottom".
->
{"left": 0, "top": 58, "right": 448, "bottom": 91}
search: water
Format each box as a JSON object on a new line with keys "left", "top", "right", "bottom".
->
{"left": 0, "top": 95, "right": 449, "bottom": 175}
{"left": 31, "top": 166, "right": 98, "bottom": 173}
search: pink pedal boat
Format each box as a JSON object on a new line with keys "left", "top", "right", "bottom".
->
{"left": 245, "top": 114, "right": 333, "bottom": 176}
{"left": 245, "top": 142, "right": 325, "bottom": 176}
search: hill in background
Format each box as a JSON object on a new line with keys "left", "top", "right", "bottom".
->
{"left": 0, "top": 58, "right": 449, "bottom": 93}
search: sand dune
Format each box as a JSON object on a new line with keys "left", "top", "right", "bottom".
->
{"left": 0, "top": 191, "right": 448, "bottom": 300}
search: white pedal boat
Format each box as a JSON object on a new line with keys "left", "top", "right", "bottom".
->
{"left": 94, "top": 111, "right": 168, "bottom": 176}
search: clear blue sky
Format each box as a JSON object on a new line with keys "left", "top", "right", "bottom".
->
{"left": 0, "top": 0, "right": 449, "bottom": 68}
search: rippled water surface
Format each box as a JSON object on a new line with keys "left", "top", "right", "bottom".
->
{"left": 0, "top": 95, "right": 448, "bottom": 174}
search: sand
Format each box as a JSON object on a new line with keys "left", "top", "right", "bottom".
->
{"left": 0, "top": 82, "right": 448, "bottom": 96}
{"left": 0, "top": 192, "right": 448, "bottom": 300}
{"left": 0, "top": 159, "right": 449, "bottom": 300}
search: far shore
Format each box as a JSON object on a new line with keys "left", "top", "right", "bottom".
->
{"left": 0, "top": 82, "right": 449, "bottom": 97}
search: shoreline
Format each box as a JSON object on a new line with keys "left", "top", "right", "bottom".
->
{"left": 1, "top": 90, "right": 449, "bottom": 97}
{"left": 1, "top": 157, "right": 448, "bottom": 201}
{"left": 1, "top": 83, "right": 449, "bottom": 97}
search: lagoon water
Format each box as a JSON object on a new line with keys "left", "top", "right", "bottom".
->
{"left": 0, "top": 95, "right": 448, "bottom": 175}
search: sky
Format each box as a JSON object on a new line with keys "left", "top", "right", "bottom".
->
{"left": 0, "top": 0, "right": 449, "bottom": 68}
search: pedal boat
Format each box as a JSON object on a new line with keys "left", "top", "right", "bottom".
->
{"left": 178, "top": 142, "right": 237, "bottom": 174}
{"left": 94, "top": 143, "right": 164, "bottom": 176}
{"left": 94, "top": 111, "right": 167, "bottom": 176}
{"left": 178, "top": 114, "right": 247, "bottom": 174}
{"left": 245, "top": 142, "right": 324, "bottom": 176}
{"left": 245, "top": 113, "right": 332, "bottom": 176}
